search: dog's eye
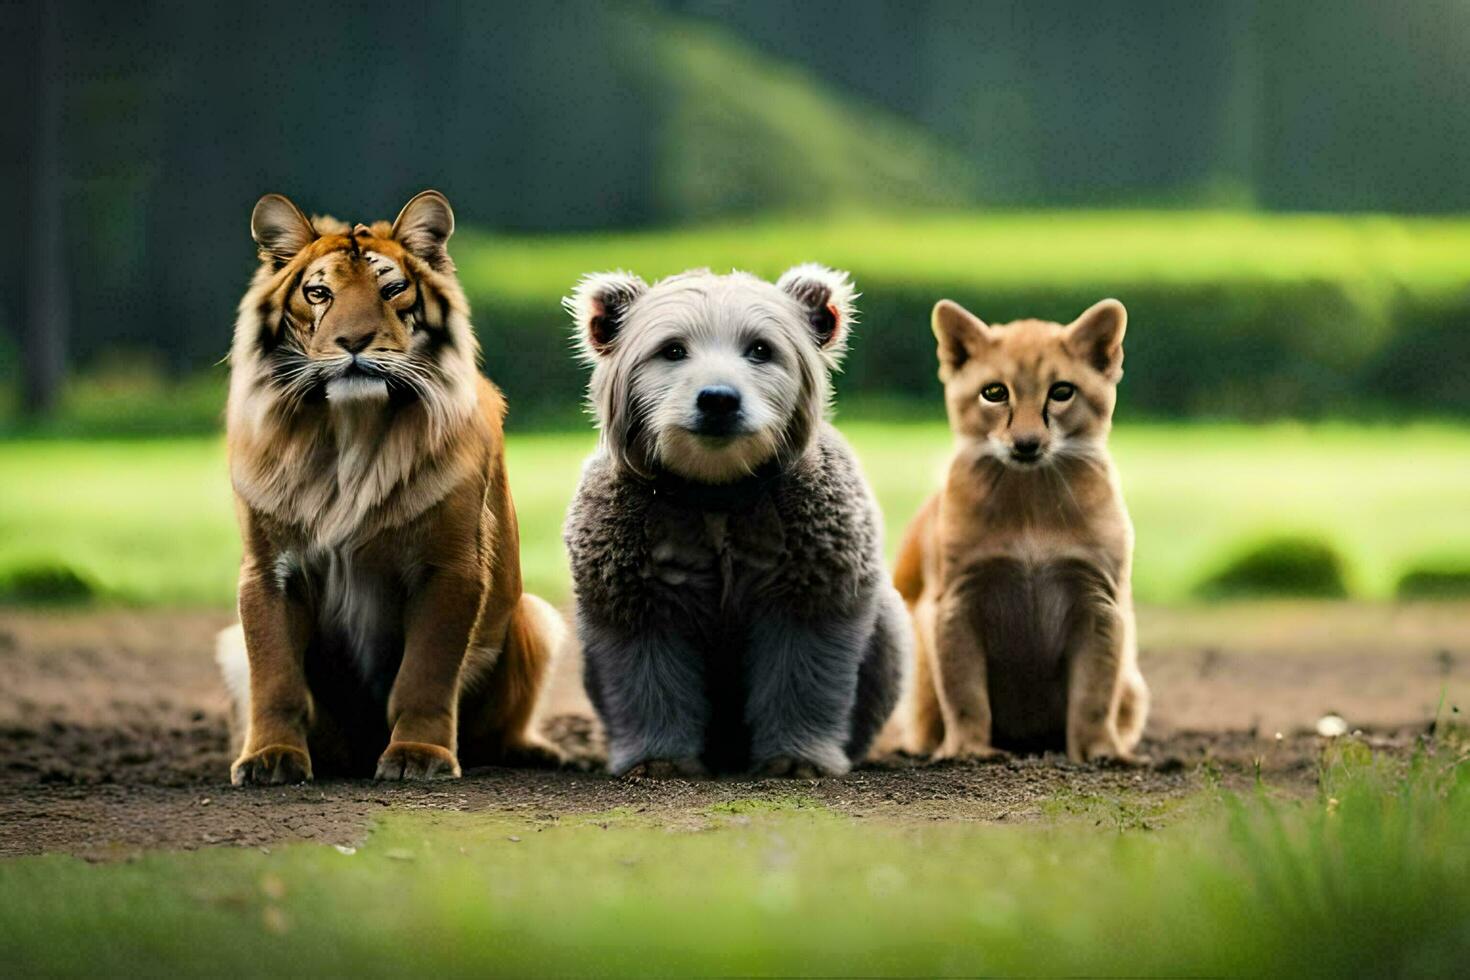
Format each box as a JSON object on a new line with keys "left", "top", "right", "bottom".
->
{"left": 745, "top": 341, "right": 772, "bottom": 363}
{"left": 980, "top": 382, "right": 1008, "bottom": 403}
{"left": 303, "top": 284, "right": 332, "bottom": 304}
{"left": 1049, "top": 382, "right": 1076, "bottom": 402}
{"left": 381, "top": 280, "right": 408, "bottom": 301}
{"left": 660, "top": 342, "right": 687, "bottom": 362}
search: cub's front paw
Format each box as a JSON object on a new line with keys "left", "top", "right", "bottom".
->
{"left": 933, "top": 737, "right": 1010, "bottom": 764}
{"left": 232, "top": 744, "right": 313, "bottom": 786}
{"left": 375, "top": 741, "right": 461, "bottom": 781}
{"left": 758, "top": 747, "right": 850, "bottom": 779}
{"left": 622, "top": 757, "right": 708, "bottom": 780}
{"left": 1071, "top": 738, "right": 1150, "bottom": 768}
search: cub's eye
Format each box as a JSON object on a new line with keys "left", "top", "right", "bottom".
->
{"left": 1049, "top": 382, "right": 1076, "bottom": 402}
{"left": 980, "top": 382, "right": 1009, "bottom": 403}
{"left": 380, "top": 280, "right": 408, "bottom": 301}
{"left": 660, "top": 342, "right": 687, "bottom": 362}
{"left": 745, "top": 340, "right": 772, "bottom": 363}
{"left": 303, "top": 285, "right": 332, "bottom": 304}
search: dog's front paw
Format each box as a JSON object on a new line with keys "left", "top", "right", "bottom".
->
{"left": 622, "top": 757, "right": 708, "bottom": 780}
{"left": 758, "top": 746, "right": 850, "bottom": 779}
{"left": 232, "top": 744, "right": 313, "bottom": 786}
{"left": 375, "top": 741, "right": 461, "bottom": 781}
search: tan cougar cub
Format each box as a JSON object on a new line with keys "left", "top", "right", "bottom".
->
{"left": 894, "top": 298, "right": 1149, "bottom": 764}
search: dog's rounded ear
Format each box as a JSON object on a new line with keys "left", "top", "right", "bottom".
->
{"left": 392, "top": 190, "right": 456, "bottom": 272}
{"left": 931, "top": 300, "right": 994, "bottom": 381}
{"left": 777, "top": 264, "right": 857, "bottom": 357}
{"left": 565, "top": 271, "right": 648, "bottom": 359}
{"left": 1065, "top": 298, "right": 1126, "bottom": 380}
{"left": 251, "top": 194, "right": 316, "bottom": 269}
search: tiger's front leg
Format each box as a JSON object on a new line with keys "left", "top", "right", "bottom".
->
{"left": 376, "top": 563, "right": 484, "bottom": 780}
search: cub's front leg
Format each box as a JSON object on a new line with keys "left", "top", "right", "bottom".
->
{"left": 581, "top": 620, "right": 710, "bottom": 778}
{"left": 744, "top": 613, "right": 869, "bottom": 777}
{"left": 233, "top": 559, "right": 314, "bottom": 786}
{"left": 1065, "top": 600, "right": 1145, "bottom": 766}
{"left": 376, "top": 564, "right": 484, "bottom": 780}
{"left": 930, "top": 589, "right": 1007, "bottom": 762}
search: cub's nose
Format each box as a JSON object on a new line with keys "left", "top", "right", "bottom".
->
{"left": 1010, "top": 437, "right": 1043, "bottom": 461}
{"left": 336, "top": 332, "right": 374, "bottom": 355}
{"left": 696, "top": 386, "right": 742, "bottom": 416}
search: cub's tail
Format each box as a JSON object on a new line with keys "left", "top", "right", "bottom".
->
{"left": 893, "top": 494, "right": 938, "bottom": 606}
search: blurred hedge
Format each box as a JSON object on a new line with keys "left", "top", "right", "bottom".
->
{"left": 457, "top": 211, "right": 1470, "bottom": 421}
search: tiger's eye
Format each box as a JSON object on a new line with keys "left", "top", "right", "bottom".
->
{"left": 1049, "top": 382, "right": 1076, "bottom": 402}
{"left": 980, "top": 382, "right": 1008, "bottom": 403}
{"left": 303, "top": 285, "right": 332, "bottom": 304}
{"left": 381, "top": 280, "right": 408, "bottom": 301}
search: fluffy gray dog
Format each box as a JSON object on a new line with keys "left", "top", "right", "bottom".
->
{"left": 563, "top": 264, "right": 909, "bottom": 778}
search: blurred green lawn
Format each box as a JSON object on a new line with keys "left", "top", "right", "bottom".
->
{"left": 2, "top": 420, "right": 1468, "bottom": 606}
{"left": 3, "top": 744, "right": 1468, "bottom": 977}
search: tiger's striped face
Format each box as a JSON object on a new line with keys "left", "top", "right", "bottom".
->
{"left": 281, "top": 236, "right": 420, "bottom": 403}
{"left": 243, "top": 191, "right": 469, "bottom": 409}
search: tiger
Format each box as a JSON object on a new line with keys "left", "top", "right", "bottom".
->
{"left": 215, "top": 189, "right": 562, "bottom": 784}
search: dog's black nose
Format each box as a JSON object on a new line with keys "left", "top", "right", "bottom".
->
{"left": 696, "top": 386, "right": 742, "bottom": 416}
{"left": 1011, "top": 437, "right": 1042, "bottom": 460}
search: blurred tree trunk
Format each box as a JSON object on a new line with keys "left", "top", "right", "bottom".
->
{"left": 22, "top": 0, "right": 68, "bottom": 417}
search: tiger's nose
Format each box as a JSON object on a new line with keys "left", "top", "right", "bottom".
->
{"left": 696, "top": 386, "right": 742, "bottom": 416}
{"left": 336, "top": 332, "right": 375, "bottom": 355}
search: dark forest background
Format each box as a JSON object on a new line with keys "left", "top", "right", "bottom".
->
{"left": 6, "top": 0, "right": 1470, "bottom": 418}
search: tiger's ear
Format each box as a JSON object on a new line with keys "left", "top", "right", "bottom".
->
{"left": 251, "top": 194, "right": 316, "bottom": 268}
{"left": 777, "top": 263, "right": 857, "bottom": 359}
{"left": 1065, "top": 298, "right": 1126, "bottom": 380}
{"left": 564, "top": 271, "right": 648, "bottom": 360}
{"left": 931, "top": 300, "right": 995, "bottom": 381}
{"left": 392, "top": 190, "right": 455, "bottom": 271}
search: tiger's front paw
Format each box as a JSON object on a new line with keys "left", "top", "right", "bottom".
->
{"left": 375, "top": 741, "right": 461, "bottom": 781}
{"left": 232, "top": 744, "right": 313, "bottom": 786}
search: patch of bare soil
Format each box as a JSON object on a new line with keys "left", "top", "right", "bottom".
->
{"left": 1, "top": 604, "right": 1465, "bottom": 860}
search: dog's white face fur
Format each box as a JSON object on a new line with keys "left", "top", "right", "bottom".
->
{"left": 567, "top": 265, "right": 856, "bottom": 484}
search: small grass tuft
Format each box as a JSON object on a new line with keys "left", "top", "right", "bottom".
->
{"left": 0, "top": 562, "right": 96, "bottom": 605}
{"left": 1396, "top": 560, "right": 1470, "bottom": 599}
{"left": 1193, "top": 534, "right": 1351, "bottom": 599}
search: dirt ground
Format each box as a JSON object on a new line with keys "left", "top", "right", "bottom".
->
{"left": 2, "top": 603, "right": 1466, "bottom": 860}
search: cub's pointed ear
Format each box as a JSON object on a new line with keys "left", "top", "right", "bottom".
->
{"left": 251, "top": 194, "right": 316, "bottom": 269}
{"left": 564, "top": 271, "right": 648, "bottom": 359}
{"left": 931, "top": 299, "right": 993, "bottom": 381}
{"left": 777, "top": 263, "right": 857, "bottom": 358}
{"left": 1065, "top": 298, "right": 1126, "bottom": 379}
{"left": 392, "top": 190, "right": 455, "bottom": 271}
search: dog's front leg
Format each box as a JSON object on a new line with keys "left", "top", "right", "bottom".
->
{"left": 377, "top": 564, "right": 483, "bottom": 780}
{"left": 744, "top": 614, "right": 868, "bottom": 777}
{"left": 582, "top": 624, "right": 709, "bottom": 778}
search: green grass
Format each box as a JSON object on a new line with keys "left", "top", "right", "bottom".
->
{"left": 3, "top": 739, "right": 1468, "bottom": 976}
{"left": 3, "top": 421, "right": 1469, "bottom": 606}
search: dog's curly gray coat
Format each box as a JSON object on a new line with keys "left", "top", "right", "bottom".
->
{"left": 563, "top": 266, "right": 908, "bottom": 777}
